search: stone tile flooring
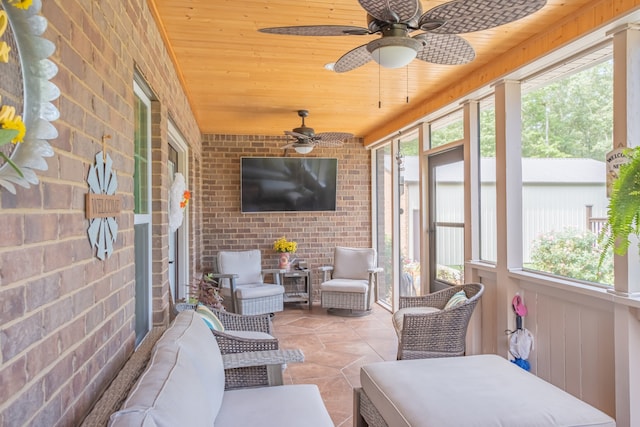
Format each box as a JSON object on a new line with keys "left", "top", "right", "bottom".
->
{"left": 272, "top": 303, "right": 397, "bottom": 427}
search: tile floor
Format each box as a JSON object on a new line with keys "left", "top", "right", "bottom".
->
{"left": 272, "top": 303, "right": 397, "bottom": 427}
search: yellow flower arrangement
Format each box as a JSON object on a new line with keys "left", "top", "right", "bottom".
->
{"left": 273, "top": 236, "right": 297, "bottom": 253}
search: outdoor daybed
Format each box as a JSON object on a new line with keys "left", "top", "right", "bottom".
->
{"left": 354, "top": 354, "right": 615, "bottom": 427}
{"left": 82, "top": 310, "right": 333, "bottom": 426}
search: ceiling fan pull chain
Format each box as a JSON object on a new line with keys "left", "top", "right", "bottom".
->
{"left": 406, "top": 65, "right": 409, "bottom": 104}
{"left": 378, "top": 61, "right": 382, "bottom": 109}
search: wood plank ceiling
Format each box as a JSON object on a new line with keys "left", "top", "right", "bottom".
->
{"left": 148, "top": 0, "right": 599, "bottom": 143}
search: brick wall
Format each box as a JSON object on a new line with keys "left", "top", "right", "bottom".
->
{"left": 0, "top": 1, "right": 201, "bottom": 425}
{"left": 200, "top": 134, "right": 372, "bottom": 299}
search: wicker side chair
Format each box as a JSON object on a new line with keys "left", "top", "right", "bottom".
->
{"left": 319, "top": 246, "right": 383, "bottom": 316}
{"left": 394, "top": 283, "right": 484, "bottom": 360}
{"left": 174, "top": 302, "right": 280, "bottom": 389}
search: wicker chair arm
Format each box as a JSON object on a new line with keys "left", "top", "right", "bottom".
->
{"left": 318, "top": 265, "right": 333, "bottom": 282}
{"left": 398, "top": 286, "right": 462, "bottom": 309}
{"left": 222, "top": 349, "right": 304, "bottom": 370}
{"left": 209, "top": 273, "right": 238, "bottom": 279}
{"left": 222, "top": 349, "right": 304, "bottom": 387}
{"left": 261, "top": 268, "right": 286, "bottom": 285}
{"left": 212, "top": 329, "right": 278, "bottom": 354}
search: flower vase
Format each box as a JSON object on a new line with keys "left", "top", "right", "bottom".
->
{"left": 278, "top": 252, "right": 291, "bottom": 270}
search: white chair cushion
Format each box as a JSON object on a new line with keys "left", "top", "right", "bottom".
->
{"left": 320, "top": 279, "right": 369, "bottom": 293}
{"left": 332, "top": 247, "right": 376, "bottom": 280}
{"left": 215, "top": 384, "right": 333, "bottom": 427}
{"left": 218, "top": 250, "right": 263, "bottom": 285}
{"left": 392, "top": 306, "right": 441, "bottom": 333}
{"left": 235, "top": 283, "right": 284, "bottom": 299}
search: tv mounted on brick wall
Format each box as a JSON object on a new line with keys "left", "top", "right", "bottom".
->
{"left": 241, "top": 157, "right": 338, "bottom": 213}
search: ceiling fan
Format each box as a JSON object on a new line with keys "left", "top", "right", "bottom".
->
{"left": 259, "top": 0, "right": 546, "bottom": 72}
{"left": 280, "top": 110, "right": 353, "bottom": 154}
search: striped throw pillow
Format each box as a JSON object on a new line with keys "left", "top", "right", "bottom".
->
{"left": 444, "top": 290, "right": 468, "bottom": 310}
{"left": 196, "top": 304, "right": 225, "bottom": 332}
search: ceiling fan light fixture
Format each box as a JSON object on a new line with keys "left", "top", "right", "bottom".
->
{"left": 294, "top": 145, "right": 314, "bottom": 154}
{"left": 367, "top": 37, "right": 421, "bottom": 69}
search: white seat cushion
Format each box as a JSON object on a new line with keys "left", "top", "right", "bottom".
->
{"left": 215, "top": 384, "right": 333, "bottom": 427}
{"left": 392, "top": 306, "right": 441, "bottom": 332}
{"left": 320, "top": 279, "right": 368, "bottom": 293}
{"left": 360, "top": 354, "right": 616, "bottom": 427}
{"left": 235, "top": 283, "right": 284, "bottom": 299}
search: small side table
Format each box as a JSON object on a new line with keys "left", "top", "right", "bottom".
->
{"left": 282, "top": 269, "right": 312, "bottom": 310}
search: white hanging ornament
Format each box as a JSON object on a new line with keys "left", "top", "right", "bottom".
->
{"left": 169, "top": 172, "right": 188, "bottom": 232}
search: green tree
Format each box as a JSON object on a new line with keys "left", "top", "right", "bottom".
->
{"left": 521, "top": 61, "right": 613, "bottom": 160}
{"left": 478, "top": 60, "right": 613, "bottom": 159}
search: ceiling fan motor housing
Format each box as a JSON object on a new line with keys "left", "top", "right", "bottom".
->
{"left": 293, "top": 125, "right": 315, "bottom": 138}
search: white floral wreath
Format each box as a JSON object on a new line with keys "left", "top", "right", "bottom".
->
{"left": 169, "top": 173, "right": 189, "bottom": 232}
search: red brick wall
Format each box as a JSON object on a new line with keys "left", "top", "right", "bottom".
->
{"left": 0, "top": 1, "right": 201, "bottom": 425}
{"left": 200, "top": 134, "right": 372, "bottom": 299}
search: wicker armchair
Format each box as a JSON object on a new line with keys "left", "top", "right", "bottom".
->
{"left": 393, "top": 283, "right": 484, "bottom": 360}
{"left": 175, "top": 302, "right": 280, "bottom": 389}
{"left": 319, "top": 246, "right": 383, "bottom": 316}
{"left": 211, "top": 249, "right": 285, "bottom": 315}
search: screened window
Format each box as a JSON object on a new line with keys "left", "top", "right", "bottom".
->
{"left": 430, "top": 109, "right": 463, "bottom": 148}
{"left": 479, "top": 97, "right": 497, "bottom": 263}
{"left": 374, "top": 145, "right": 392, "bottom": 307}
{"left": 521, "top": 52, "right": 613, "bottom": 285}
{"left": 398, "top": 133, "right": 421, "bottom": 296}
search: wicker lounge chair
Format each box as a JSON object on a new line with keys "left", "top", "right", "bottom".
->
{"left": 175, "top": 302, "right": 280, "bottom": 389}
{"left": 393, "top": 283, "right": 484, "bottom": 360}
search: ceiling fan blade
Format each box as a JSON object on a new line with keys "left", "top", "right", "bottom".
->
{"left": 413, "top": 33, "right": 475, "bottom": 65}
{"left": 420, "top": 0, "right": 546, "bottom": 34}
{"left": 358, "top": 0, "right": 420, "bottom": 23}
{"left": 284, "top": 130, "right": 312, "bottom": 141}
{"left": 259, "top": 25, "right": 371, "bottom": 36}
{"left": 281, "top": 142, "right": 297, "bottom": 149}
{"left": 334, "top": 44, "right": 372, "bottom": 73}
{"left": 316, "top": 132, "right": 353, "bottom": 146}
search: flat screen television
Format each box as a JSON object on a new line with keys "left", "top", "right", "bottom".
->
{"left": 241, "top": 157, "right": 338, "bottom": 212}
